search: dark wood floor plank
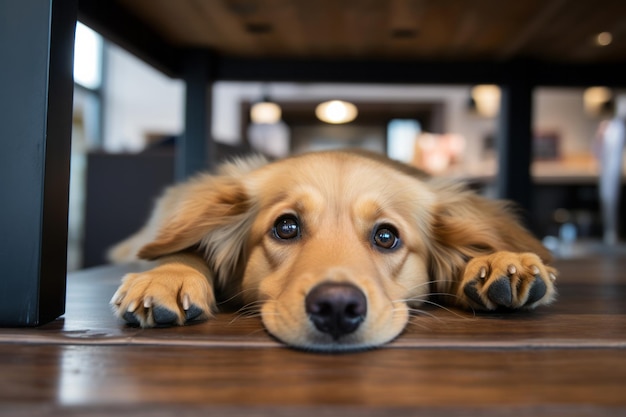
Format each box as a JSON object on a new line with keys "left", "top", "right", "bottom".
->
{"left": 1, "top": 344, "right": 625, "bottom": 411}
{"left": 1, "top": 255, "right": 625, "bottom": 416}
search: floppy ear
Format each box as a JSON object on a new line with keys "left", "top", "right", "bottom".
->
{"left": 137, "top": 174, "right": 256, "bottom": 285}
{"left": 427, "top": 183, "right": 551, "bottom": 294}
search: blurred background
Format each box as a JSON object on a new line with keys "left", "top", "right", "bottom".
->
{"left": 68, "top": 1, "right": 626, "bottom": 270}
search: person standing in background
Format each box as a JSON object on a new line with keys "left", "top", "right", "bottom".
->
{"left": 597, "top": 96, "right": 626, "bottom": 246}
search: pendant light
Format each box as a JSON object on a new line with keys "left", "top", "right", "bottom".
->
{"left": 315, "top": 100, "right": 358, "bottom": 124}
{"left": 250, "top": 99, "right": 282, "bottom": 124}
{"left": 251, "top": 85, "right": 281, "bottom": 124}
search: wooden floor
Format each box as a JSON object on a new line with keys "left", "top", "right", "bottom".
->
{"left": 1, "top": 251, "right": 626, "bottom": 416}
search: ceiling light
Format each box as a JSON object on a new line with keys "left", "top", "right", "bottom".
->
{"left": 315, "top": 100, "right": 358, "bottom": 124}
{"left": 250, "top": 100, "right": 281, "bottom": 124}
{"left": 596, "top": 32, "right": 612, "bottom": 46}
{"left": 471, "top": 85, "right": 501, "bottom": 118}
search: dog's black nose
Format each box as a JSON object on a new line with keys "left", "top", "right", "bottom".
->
{"left": 305, "top": 282, "right": 367, "bottom": 340}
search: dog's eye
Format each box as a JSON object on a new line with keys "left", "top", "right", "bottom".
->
{"left": 372, "top": 225, "right": 400, "bottom": 251}
{"left": 273, "top": 215, "right": 300, "bottom": 240}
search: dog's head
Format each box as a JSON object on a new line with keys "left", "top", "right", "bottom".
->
{"left": 136, "top": 151, "right": 525, "bottom": 351}
{"left": 239, "top": 151, "right": 439, "bottom": 350}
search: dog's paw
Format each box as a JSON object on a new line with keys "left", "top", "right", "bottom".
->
{"left": 458, "top": 251, "right": 557, "bottom": 310}
{"left": 110, "top": 263, "right": 214, "bottom": 327}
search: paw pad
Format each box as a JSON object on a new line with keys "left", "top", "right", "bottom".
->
{"left": 487, "top": 277, "right": 513, "bottom": 307}
{"left": 526, "top": 276, "right": 547, "bottom": 304}
{"left": 463, "top": 281, "right": 483, "bottom": 307}
{"left": 152, "top": 306, "right": 178, "bottom": 325}
{"left": 184, "top": 305, "right": 204, "bottom": 321}
{"left": 122, "top": 311, "right": 140, "bottom": 325}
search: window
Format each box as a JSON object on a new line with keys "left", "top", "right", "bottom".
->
{"left": 74, "top": 22, "right": 102, "bottom": 90}
{"left": 387, "top": 119, "right": 421, "bottom": 163}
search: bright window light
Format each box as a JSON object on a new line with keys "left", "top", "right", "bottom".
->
{"left": 387, "top": 119, "right": 421, "bottom": 163}
{"left": 73, "top": 22, "right": 102, "bottom": 89}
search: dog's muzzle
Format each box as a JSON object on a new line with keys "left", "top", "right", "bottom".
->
{"left": 305, "top": 282, "right": 367, "bottom": 340}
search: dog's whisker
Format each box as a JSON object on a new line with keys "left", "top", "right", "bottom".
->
{"left": 228, "top": 304, "right": 281, "bottom": 325}
{"left": 392, "top": 292, "right": 476, "bottom": 320}
{"left": 404, "top": 317, "right": 433, "bottom": 330}
{"left": 235, "top": 301, "right": 264, "bottom": 312}
{"left": 388, "top": 305, "right": 443, "bottom": 325}
{"left": 228, "top": 304, "right": 264, "bottom": 323}
{"left": 229, "top": 310, "right": 259, "bottom": 321}
{"left": 233, "top": 308, "right": 262, "bottom": 318}
{"left": 216, "top": 288, "right": 258, "bottom": 306}
{"left": 228, "top": 312, "right": 263, "bottom": 325}
{"left": 405, "top": 308, "right": 443, "bottom": 321}
{"left": 400, "top": 279, "right": 457, "bottom": 294}
{"left": 231, "top": 299, "right": 274, "bottom": 315}
{"left": 229, "top": 308, "right": 265, "bottom": 321}
{"left": 394, "top": 291, "right": 458, "bottom": 304}
{"left": 416, "top": 299, "right": 476, "bottom": 319}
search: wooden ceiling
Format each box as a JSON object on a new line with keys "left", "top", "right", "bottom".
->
{"left": 116, "top": 0, "right": 626, "bottom": 63}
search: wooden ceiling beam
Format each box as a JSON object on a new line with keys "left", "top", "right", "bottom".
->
{"left": 215, "top": 56, "right": 626, "bottom": 87}
{"left": 215, "top": 57, "right": 509, "bottom": 85}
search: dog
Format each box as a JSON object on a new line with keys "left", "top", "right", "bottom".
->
{"left": 109, "top": 150, "right": 557, "bottom": 351}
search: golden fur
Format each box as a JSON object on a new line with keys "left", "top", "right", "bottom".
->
{"left": 110, "top": 150, "right": 557, "bottom": 351}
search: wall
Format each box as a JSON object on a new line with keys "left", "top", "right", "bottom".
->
{"left": 534, "top": 87, "right": 599, "bottom": 157}
{"left": 103, "top": 43, "right": 184, "bottom": 152}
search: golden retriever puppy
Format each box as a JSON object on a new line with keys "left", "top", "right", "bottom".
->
{"left": 109, "top": 150, "right": 557, "bottom": 351}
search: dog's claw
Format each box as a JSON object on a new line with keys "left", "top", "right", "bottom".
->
{"left": 478, "top": 267, "right": 487, "bottom": 280}
{"left": 110, "top": 291, "right": 124, "bottom": 306}
{"left": 182, "top": 293, "right": 191, "bottom": 311}
{"left": 507, "top": 265, "right": 517, "bottom": 275}
{"left": 487, "top": 277, "right": 512, "bottom": 307}
{"left": 127, "top": 300, "right": 138, "bottom": 313}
